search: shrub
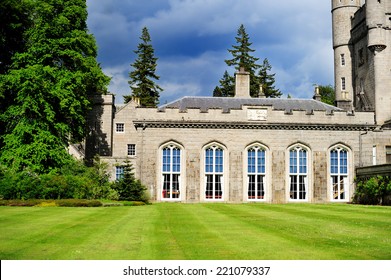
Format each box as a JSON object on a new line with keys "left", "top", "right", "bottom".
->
{"left": 112, "top": 161, "right": 149, "bottom": 202}
{"left": 56, "top": 199, "right": 102, "bottom": 207}
{"left": 122, "top": 201, "right": 146, "bottom": 206}
{"left": 0, "top": 158, "right": 118, "bottom": 201}
{"left": 353, "top": 176, "right": 391, "bottom": 206}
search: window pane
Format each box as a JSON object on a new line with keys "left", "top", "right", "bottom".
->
{"left": 248, "top": 175, "right": 256, "bottom": 199}
{"left": 205, "top": 149, "right": 213, "bottom": 173}
{"left": 258, "top": 150, "right": 266, "bottom": 174}
{"left": 215, "top": 175, "right": 222, "bottom": 199}
{"left": 290, "top": 150, "right": 297, "bottom": 174}
{"left": 330, "top": 150, "right": 338, "bottom": 174}
{"left": 248, "top": 149, "right": 256, "bottom": 173}
{"left": 340, "top": 150, "right": 348, "bottom": 174}
{"left": 257, "top": 175, "right": 265, "bottom": 199}
{"left": 215, "top": 148, "right": 223, "bottom": 173}
{"left": 206, "top": 175, "right": 214, "bottom": 199}
{"left": 299, "top": 150, "right": 307, "bottom": 174}
{"left": 290, "top": 175, "right": 297, "bottom": 199}
{"left": 162, "top": 148, "right": 170, "bottom": 172}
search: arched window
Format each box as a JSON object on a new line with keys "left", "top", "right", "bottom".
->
{"left": 247, "top": 145, "right": 266, "bottom": 200}
{"left": 204, "top": 145, "right": 224, "bottom": 200}
{"left": 330, "top": 146, "right": 349, "bottom": 201}
{"left": 161, "top": 144, "right": 182, "bottom": 200}
{"left": 289, "top": 145, "right": 308, "bottom": 201}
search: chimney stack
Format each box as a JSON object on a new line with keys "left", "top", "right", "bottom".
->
{"left": 235, "top": 67, "right": 250, "bottom": 98}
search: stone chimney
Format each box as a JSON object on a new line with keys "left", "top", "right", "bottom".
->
{"left": 235, "top": 67, "right": 250, "bottom": 98}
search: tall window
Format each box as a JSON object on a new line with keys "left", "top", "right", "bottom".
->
{"left": 289, "top": 146, "right": 308, "bottom": 201}
{"left": 330, "top": 147, "right": 348, "bottom": 201}
{"left": 162, "top": 144, "right": 181, "bottom": 200}
{"left": 341, "top": 77, "right": 346, "bottom": 91}
{"left": 247, "top": 145, "right": 266, "bottom": 200}
{"left": 340, "top": 54, "right": 345, "bottom": 66}
{"left": 205, "top": 145, "right": 224, "bottom": 200}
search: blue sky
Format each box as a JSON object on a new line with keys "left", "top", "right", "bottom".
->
{"left": 86, "top": 0, "right": 339, "bottom": 104}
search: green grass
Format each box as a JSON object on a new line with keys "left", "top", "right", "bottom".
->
{"left": 0, "top": 203, "right": 390, "bottom": 260}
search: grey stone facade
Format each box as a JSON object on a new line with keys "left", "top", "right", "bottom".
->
{"left": 85, "top": 1, "right": 391, "bottom": 203}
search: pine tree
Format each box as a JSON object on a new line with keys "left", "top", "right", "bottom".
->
{"left": 0, "top": 0, "right": 110, "bottom": 173}
{"left": 125, "top": 27, "right": 162, "bottom": 107}
{"left": 214, "top": 24, "right": 282, "bottom": 98}
{"left": 213, "top": 71, "right": 234, "bottom": 97}
{"left": 113, "top": 161, "right": 148, "bottom": 202}
{"left": 225, "top": 24, "right": 260, "bottom": 72}
{"left": 258, "top": 58, "right": 282, "bottom": 98}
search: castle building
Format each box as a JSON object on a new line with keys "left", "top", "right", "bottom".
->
{"left": 81, "top": 0, "right": 391, "bottom": 203}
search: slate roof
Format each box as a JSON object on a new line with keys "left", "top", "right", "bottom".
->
{"left": 158, "top": 96, "right": 344, "bottom": 113}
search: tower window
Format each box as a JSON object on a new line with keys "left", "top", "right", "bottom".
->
{"left": 341, "top": 77, "right": 346, "bottom": 91}
{"left": 340, "top": 54, "right": 345, "bottom": 66}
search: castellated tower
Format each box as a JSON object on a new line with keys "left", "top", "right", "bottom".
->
{"left": 364, "top": 0, "right": 391, "bottom": 125}
{"left": 331, "top": 0, "right": 361, "bottom": 111}
{"left": 332, "top": 0, "right": 391, "bottom": 125}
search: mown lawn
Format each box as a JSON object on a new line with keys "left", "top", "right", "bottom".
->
{"left": 0, "top": 203, "right": 390, "bottom": 260}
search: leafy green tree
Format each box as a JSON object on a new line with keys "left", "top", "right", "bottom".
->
{"left": 0, "top": 0, "right": 110, "bottom": 173}
{"left": 0, "top": 0, "right": 33, "bottom": 149}
{"left": 258, "top": 59, "right": 282, "bottom": 98}
{"left": 318, "top": 85, "right": 335, "bottom": 106}
{"left": 0, "top": 0, "right": 31, "bottom": 75}
{"left": 125, "top": 27, "right": 162, "bottom": 107}
{"left": 213, "top": 71, "right": 234, "bottom": 97}
{"left": 113, "top": 161, "right": 148, "bottom": 202}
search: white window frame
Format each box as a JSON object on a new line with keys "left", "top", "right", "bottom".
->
{"left": 127, "top": 144, "right": 136, "bottom": 157}
{"left": 116, "top": 123, "right": 125, "bottom": 133}
{"left": 161, "top": 144, "right": 182, "bottom": 201}
{"left": 246, "top": 145, "right": 267, "bottom": 201}
{"left": 330, "top": 146, "right": 350, "bottom": 202}
{"left": 287, "top": 145, "right": 310, "bottom": 202}
{"left": 202, "top": 143, "right": 227, "bottom": 201}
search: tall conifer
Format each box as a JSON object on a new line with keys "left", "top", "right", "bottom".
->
{"left": 126, "top": 27, "right": 162, "bottom": 107}
{"left": 258, "top": 59, "right": 282, "bottom": 98}
{"left": 215, "top": 24, "right": 282, "bottom": 98}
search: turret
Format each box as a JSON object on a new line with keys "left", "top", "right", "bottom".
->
{"left": 331, "top": 0, "right": 361, "bottom": 111}
{"left": 366, "top": 0, "right": 387, "bottom": 53}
